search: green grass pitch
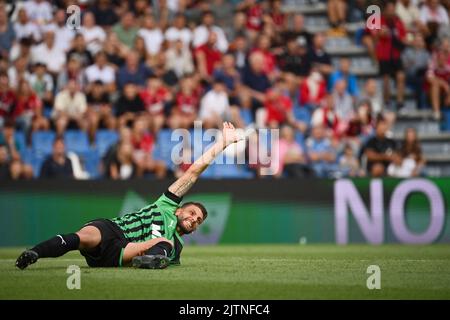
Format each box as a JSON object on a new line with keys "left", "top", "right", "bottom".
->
{"left": 1, "top": 245, "right": 450, "bottom": 299}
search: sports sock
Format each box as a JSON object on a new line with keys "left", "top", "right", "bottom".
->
{"left": 145, "top": 241, "right": 172, "bottom": 257}
{"left": 31, "top": 233, "right": 80, "bottom": 258}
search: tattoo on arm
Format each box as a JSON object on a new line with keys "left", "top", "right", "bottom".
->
{"left": 170, "top": 175, "right": 196, "bottom": 197}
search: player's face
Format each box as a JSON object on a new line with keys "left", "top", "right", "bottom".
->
{"left": 176, "top": 205, "right": 204, "bottom": 234}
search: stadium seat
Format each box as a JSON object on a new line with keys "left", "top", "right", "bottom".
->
{"left": 95, "top": 130, "right": 119, "bottom": 157}
{"left": 21, "top": 149, "right": 45, "bottom": 178}
{"left": 213, "top": 163, "right": 254, "bottom": 179}
{"left": 78, "top": 150, "right": 101, "bottom": 179}
{"left": 31, "top": 131, "right": 55, "bottom": 157}
{"left": 153, "top": 129, "right": 180, "bottom": 170}
{"left": 14, "top": 131, "right": 27, "bottom": 154}
{"left": 240, "top": 108, "right": 254, "bottom": 126}
{"left": 64, "top": 130, "right": 90, "bottom": 154}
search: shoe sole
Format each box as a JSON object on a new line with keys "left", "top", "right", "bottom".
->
{"left": 132, "top": 255, "right": 169, "bottom": 269}
{"left": 16, "top": 251, "right": 38, "bottom": 270}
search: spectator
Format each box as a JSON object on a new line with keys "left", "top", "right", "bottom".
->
{"left": 165, "top": 39, "right": 194, "bottom": 78}
{"left": 396, "top": 0, "right": 422, "bottom": 34}
{"left": 277, "top": 36, "right": 311, "bottom": 79}
{"left": 329, "top": 58, "right": 359, "bottom": 97}
{"left": 139, "top": 76, "right": 171, "bottom": 133}
{"left": 80, "top": 11, "right": 106, "bottom": 56}
{"left": 13, "top": 79, "right": 49, "bottom": 133}
{"left": 91, "top": 0, "right": 119, "bottom": 28}
{"left": 39, "top": 137, "right": 74, "bottom": 179}
{"left": 23, "top": 0, "right": 53, "bottom": 26}
{"left": 85, "top": 51, "right": 116, "bottom": 94}
{"left": 364, "top": 117, "right": 397, "bottom": 177}
{"left": 0, "top": 72, "right": 15, "bottom": 127}
{"left": 306, "top": 125, "right": 337, "bottom": 178}
{"left": 401, "top": 33, "right": 430, "bottom": 109}
{"left": 345, "top": 99, "right": 375, "bottom": 147}
{"left": 400, "top": 127, "right": 426, "bottom": 176}
{"left": 265, "top": 78, "right": 307, "bottom": 132}
{"left": 0, "top": 141, "right": 32, "bottom": 180}
{"left": 361, "top": 78, "right": 383, "bottom": 116}
{"left": 115, "top": 82, "right": 145, "bottom": 128}
{"left": 31, "top": 29, "right": 66, "bottom": 75}
{"left": 241, "top": 52, "right": 272, "bottom": 107}
{"left": 13, "top": 7, "right": 40, "bottom": 43}
{"left": 117, "top": 50, "right": 152, "bottom": 90}
{"left": 213, "top": 53, "right": 241, "bottom": 104}
{"left": 108, "top": 140, "right": 136, "bottom": 180}
{"left": 299, "top": 70, "right": 327, "bottom": 108}
{"left": 195, "top": 32, "right": 222, "bottom": 81}
{"left": 164, "top": 13, "right": 192, "bottom": 48}
{"left": 282, "top": 13, "right": 312, "bottom": 48}
{"left": 364, "top": 1, "right": 407, "bottom": 110}
{"left": 229, "top": 33, "right": 249, "bottom": 72}
{"left": 9, "top": 36, "right": 32, "bottom": 63}
{"left": 50, "top": 9, "right": 76, "bottom": 54}
{"left": 274, "top": 125, "right": 309, "bottom": 178}
{"left": 67, "top": 34, "right": 94, "bottom": 68}
{"left": 237, "top": 0, "right": 264, "bottom": 42}
{"left": 193, "top": 10, "right": 229, "bottom": 53}
{"left": 199, "top": 80, "right": 233, "bottom": 129}
{"left": 138, "top": 15, "right": 164, "bottom": 57}
{"left": 331, "top": 79, "right": 354, "bottom": 126}
{"left": 308, "top": 33, "right": 333, "bottom": 76}
{"left": 56, "top": 56, "right": 85, "bottom": 92}
{"left": 53, "top": 79, "right": 88, "bottom": 135}
{"left": 168, "top": 76, "right": 199, "bottom": 129}
{"left": 112, "top": 11, "right": 139, "bottom": 49}
{"left": 426, "top": 38, "right": 450, "bottom": 120}
{"left": 0, "top": 4, "right": 16, "bottom": 56}
{"left": 251, "top": 34, "right": 277, "bottom": 79}
{"left": 86, "top": 80, "right": 116, "bottom": 140}
{"left": 28, "top": 62, "right": 54, "bottom": 107}
{"left": 339, "top": 143, "right": 365, "bottom": 177}
{"left": 7, "top": 56, "right": 30, "bottom": 90}
{"left": 420, "top": 0, "right": 449, "bottom": 47}
{"left": 131, "top": 117, "right": 166, "bottom": 179}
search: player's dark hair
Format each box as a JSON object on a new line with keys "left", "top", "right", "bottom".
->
{"left": 182, "top": 202, "right": 208, "bottom": 221}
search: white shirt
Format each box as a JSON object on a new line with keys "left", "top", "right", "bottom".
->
{"left": 165, "top": 27, "right": 193, "bottom": 47}
{"left": 85, "top": 64, "right": 115, "bottom": 84}
{"left": 23, "top": 0, "right": 53, "bottom": 24}
{"left": 80, "top": 26, "right": 106, "bottom": 55}
{"left": 13, "top": 21, "right": 41, "bottom": 41}
{"left": 193, "top": 25, "right": 229, "bottom": 53}
{"left": 54, "top": 25, "right": 75, "bottom": 53}
{"left": 31, "top": 43, "right": 66, "bottom": 73}
{"left": 387, "top": 158, "right": 416, "bottom": 178}
{"left": 138, "top": 28, "right": 164, "bottom": 55}
{"left": 420, "top": 5, "right": 449, "bottom": 25}
{"left": 7, "top": 67, "right": 31, "bottom": 89}
{"left": 199, "top": 89, "right": 230, "bottom": 120}
{"left": 53, "top": 90, "right": 87, "bottom": 118}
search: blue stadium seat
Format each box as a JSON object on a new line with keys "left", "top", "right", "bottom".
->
{"left": 78, "top": 150, "right": 101, "bottom": 179}
{"left": 31, "top": 131, "right": 55, "bottom": 157}
{"left": 64, "top": 130, "right": 90, "bottom": 154}
{"left": 240, "top": 108, "right": 254, "bottom": 126}
{"left": 153, "top": 129, "right": 179, "bottom": 170}
{"left": 293, "top": 106, "right": 311, "bottom": 124}
{"left": 21, "top": 149, "right": 45, "bottom": 178}
{"left": 14, "top": 131, "right": 27, "bottom": 154}
{"left": 95, "top": 130, "right": 119, "bottom": 157}
{"left": 214, "top": 163, "right": 254, "bottom": 179}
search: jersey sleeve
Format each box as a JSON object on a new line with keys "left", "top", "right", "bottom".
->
{"left": 154, "top": 190, "right": 183, "bottom": 215}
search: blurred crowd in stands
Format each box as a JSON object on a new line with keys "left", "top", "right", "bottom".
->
{"left": 0, "top": 0, "right": 447, "bottom": 180}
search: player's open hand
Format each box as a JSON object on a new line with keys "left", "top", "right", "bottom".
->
{"left": 221, "top": 122, "right": 243, "bottom": 147}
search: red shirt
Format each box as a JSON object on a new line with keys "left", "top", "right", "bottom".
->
{"left": 176, "top": 91, "right": 199, "bottom": 115}
{"left": 13, "top": 94, "right": 42, "bottom": 118}
{"left": 132, "top": 133, "right": 154, "bottom": 153}
{"left": 265, "top": 90, "right": 293, "bottom": 124}
{"left": 299, "top": 79, "right": 327, "bottom": 106}
{"left": 366, "top": 16, "right": 406, "bottom": 61}
{"left": 139, "top": 88, "right": 169, "bottom": 114}
{"left": 0, "top": 90, "right": 16, "bottom": 118}
{"left": 251, "top": 48, "right": 276, "bottom": 75}
{"left": 271, "top": 12, "right": 286, "bottom": 28}
{"left": 195, "top": 44, "right": 222, "bottom": 76}
{"left": 246, "top": 4, "right": 264, "bottom": 31}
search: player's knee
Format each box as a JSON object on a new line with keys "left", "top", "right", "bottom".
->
{"left": 76, "top": 226, "right": 101, "bottom": 249}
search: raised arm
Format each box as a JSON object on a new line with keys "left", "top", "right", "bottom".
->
{"left": 168, "top": 122, "right": 242, "bottom": 197}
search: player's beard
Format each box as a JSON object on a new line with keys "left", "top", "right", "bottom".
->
{"left": 177, "top": 217, "right": 193, "bottom": 235}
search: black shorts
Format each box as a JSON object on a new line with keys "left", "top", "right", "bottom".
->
{"left": 80, "top": 219, "right": 129, "bottom": 268}
{"left": 379, "top": 59, "right": 403, "bottom": 77}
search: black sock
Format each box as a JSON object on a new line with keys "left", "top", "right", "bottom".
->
{"left": 145, "top": 241, "right": 172, "bottom": 257}
{"left": 31, "top": 234, "right": 80, "bottom": 258}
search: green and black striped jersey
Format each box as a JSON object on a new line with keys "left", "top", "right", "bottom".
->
{"left": 110, "top": 191, "right": 184, "bottom": 264}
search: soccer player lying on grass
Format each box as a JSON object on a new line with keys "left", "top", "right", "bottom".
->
{"left": 16, "top": 122, "right": 242, "bottom": 270}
